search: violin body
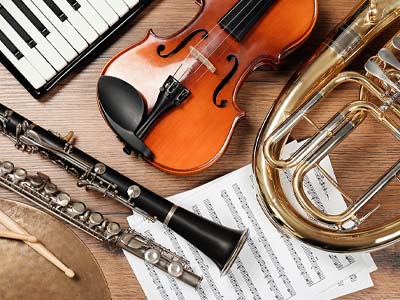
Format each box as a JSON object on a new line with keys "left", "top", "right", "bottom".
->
{"left": 101, "top": 0, "right": 318, "bottom": 175}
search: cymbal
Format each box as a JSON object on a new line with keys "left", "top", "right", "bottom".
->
{"left": 0, "top": 198, "right": 111, "bottom": 300}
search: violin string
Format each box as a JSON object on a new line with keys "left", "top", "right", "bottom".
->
{"left": 190, "top": 0, "right": 267, "bottom": 84}
{"left": 176, "top": 0, "right": 255, "bottom": 79}
{"left": 174, "top": 0, "right": 258, "bottom": 80}
{"left": 190, "top": 0, "right": 267, "bottom": 81}
{"left": 198, "top": 0, "right": 265, "bottom": 59}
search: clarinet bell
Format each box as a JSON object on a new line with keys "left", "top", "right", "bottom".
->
{"left": 167, "top": 206, "right": 249, "bottom": 274}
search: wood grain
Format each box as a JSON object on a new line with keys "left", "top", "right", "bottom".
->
{"left": 0, "top": 0, "right": 399, "bottom": 299}
{"left": 101, "top": 0, "right": 317, "bottom": 175}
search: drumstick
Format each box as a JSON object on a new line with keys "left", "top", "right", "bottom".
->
{"left": 0, "top": 229, "right": 37, "bottom": 242}
{"left": 0, "top": 210, "right": 75, "bottom": 278}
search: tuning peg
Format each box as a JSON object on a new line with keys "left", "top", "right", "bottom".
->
{"left": 378, "top": 48, "right": 400, "bottom": 71}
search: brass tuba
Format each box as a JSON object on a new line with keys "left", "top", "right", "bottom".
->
{"left": 253, "top": 0, "right": 400, "bottom": 252}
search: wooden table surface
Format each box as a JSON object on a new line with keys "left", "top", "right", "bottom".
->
{"left": 0, "top": 0, "right": 399, "bottom": 299}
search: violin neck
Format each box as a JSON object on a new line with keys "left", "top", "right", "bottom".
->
{"left": 219, "top": 0, "right": 276, "bottom": 41}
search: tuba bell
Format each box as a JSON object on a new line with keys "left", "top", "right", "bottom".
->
{"left": 254, "top": 0, "right": 400, "bottom": 252}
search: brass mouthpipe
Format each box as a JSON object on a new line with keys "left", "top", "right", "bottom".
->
{"left": 254, "top": 0, "right": 400, "bottom": 252}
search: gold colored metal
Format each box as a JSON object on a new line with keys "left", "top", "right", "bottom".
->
{"left": 369, "top": 0, "right": 378, "bottom": 23}
{"left": 315, "top": 165, "right": 354, "bottom": 205}
{"left": 253, "top": 0, "right": 400, "bottom": 252}
{"left": 303, "top": 115, "right": 320, "bottom": 131}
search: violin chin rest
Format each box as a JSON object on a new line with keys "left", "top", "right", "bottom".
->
{"left": 97, "top": 75, "right": 146, "bottom": 133}
{"left": 99, "top": 101, "right": 155, "bottom": 161}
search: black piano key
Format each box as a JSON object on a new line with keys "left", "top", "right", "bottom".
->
{"left": 0, "top": 29, "right": 24, "bottom": 60}
{"left": 12, "top": 0, "right": 50, "bottom": 37}
{"left": 67, "top": 0, "right": 81, "bottom": 11}
{"left": 0, "top": 4, "right": 37, "bottom": 48}
{"left": 44, "top": 0, "right": 68, "bottom": 22}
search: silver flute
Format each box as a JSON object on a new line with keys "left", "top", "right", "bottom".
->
{"left": 0, "top": 160, "right": 202, "bottom": 288}
{"left": 0, "top": 104, "right": 248, "bottom": 276}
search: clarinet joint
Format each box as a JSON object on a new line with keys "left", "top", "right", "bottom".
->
{"left": 0, "top": 160, "right": 202, "bottom": 288}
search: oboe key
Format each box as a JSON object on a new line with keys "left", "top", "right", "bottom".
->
{"left": 0, "top": 161, "right": 14, "bottom": 176}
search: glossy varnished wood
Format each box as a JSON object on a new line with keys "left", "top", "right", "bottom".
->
{"left": 102, "top": 0, "right": 317, "bottom": 175}
{"left": 0, "top": 0, "right": 399, "bottom": 299}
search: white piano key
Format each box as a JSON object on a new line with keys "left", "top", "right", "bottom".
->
{"left": 105, "top": 0, "right": 129, "bottom": 17}
{"left": 31, "top": 0, "right": 88, "bottom": 53}
{"left": 0, "top": 14, "right": 56, "bottom": 80}
{"left": 0, "top": 41, "right": 45, "bottom": 89}
{"left": 75, "top": 0, "right": 109, "bottom": 35}
{"left": 23, "top": 0, "right": 77, "bottom": 62}
{"left": 0, "top": 0, "right": 67, "bottom": 71}
{"left": 122, "top": 0, "right": 139, "bottom": 9}
{"left": 87, "top": 0, "right": 119, "bottom": 26}
{"left": 52, "top": 0, "right": 98, "bottom": 44}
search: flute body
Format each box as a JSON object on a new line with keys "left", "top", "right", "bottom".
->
{"left": 0, "top": 160, "right": 202, "bottom": 287}
{"left": 0, "top": 103, "right": 248, "bottom": 275}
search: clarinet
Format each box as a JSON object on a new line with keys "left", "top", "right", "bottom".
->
{"left": 0, "top": 160, "right": 202, "bottom": 287}
{"left": 0, "top": 103, "right": 249, "bottom": 276}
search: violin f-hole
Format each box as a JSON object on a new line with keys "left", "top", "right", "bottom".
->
{"left": 157, "top": 29, "right": 209, "bottom": 58}
{"left": 213, "top": 54, "right": 239, "bottom": 108}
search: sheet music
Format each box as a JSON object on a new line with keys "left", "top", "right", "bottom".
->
{"left": 124, "top": 141, "right": 376, "bottom": 300}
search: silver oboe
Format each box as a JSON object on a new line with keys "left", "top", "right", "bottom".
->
{"left": 0, "top": 160, "right": 202, "bottom": 288}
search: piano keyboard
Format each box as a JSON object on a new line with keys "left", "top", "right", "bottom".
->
{"left": 0, "top": 0, "right": 151, "bottom": 98}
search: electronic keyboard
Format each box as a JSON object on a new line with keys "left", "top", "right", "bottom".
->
{"left": 0, "top": 0, "right": 152, "bottom": 98}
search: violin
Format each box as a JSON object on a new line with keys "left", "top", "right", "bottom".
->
{"left": 99, "top": 0, "right": 318, "bottom": 175}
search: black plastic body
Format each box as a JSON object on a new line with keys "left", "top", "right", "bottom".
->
{"left": 0, "top": 102, "right": 248, "bottom": 272}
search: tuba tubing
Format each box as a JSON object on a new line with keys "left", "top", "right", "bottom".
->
{"left": 253, "top": 0, "right": 400, "bottom": 252}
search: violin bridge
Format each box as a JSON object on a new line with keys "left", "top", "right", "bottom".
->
{"left": 189, "top": 46, "right": 216, "bottom": 73}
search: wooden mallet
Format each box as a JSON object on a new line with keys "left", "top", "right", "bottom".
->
{"left": 0, "top": 209, "right": 75, "bottom": 278}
